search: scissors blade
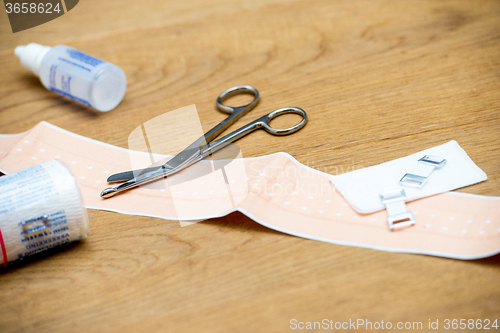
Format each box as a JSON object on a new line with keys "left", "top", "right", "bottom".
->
{"left": 100, "top": 148, "right": 203, "bottom": 198}
{"left": 164, "top": 146, "right": 204, "bottom": 168}
{"left": 106, "top": 147, "right": 202, "bottom": 183}
{"left": 107, "top": 166, "right": 166, "bottom": 183}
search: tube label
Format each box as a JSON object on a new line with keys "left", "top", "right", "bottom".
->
{"left": 48, "top": 62, "right": 93, "bottom": 107}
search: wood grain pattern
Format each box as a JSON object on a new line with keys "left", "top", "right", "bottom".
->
{"left": 0, "top": 0, "right": 499, "bottom": 332}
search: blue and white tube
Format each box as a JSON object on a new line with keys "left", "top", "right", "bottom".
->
{"left": 15, "top": 43, "right": 127, "bottom": 112}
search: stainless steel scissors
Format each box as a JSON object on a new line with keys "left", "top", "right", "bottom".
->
{"left": 100, "top": 85, "right": 307, "bottom": 198}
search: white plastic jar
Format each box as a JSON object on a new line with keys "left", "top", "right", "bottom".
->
{"left": 15, "top": 43, "right": 127, "bottom": 112}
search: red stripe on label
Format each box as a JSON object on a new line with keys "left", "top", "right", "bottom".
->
{"left": 0, "top": 228, "right": 7, "bottom": 266}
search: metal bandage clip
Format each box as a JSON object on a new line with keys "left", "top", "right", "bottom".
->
{"left": 19, "top": 214, "right": 50, "bottom": 235}
{"left": 379, "top": 189, "right": 415, "bottom": 231}
{"left": 399, "top": 155, "right": 446, "bottom": 188}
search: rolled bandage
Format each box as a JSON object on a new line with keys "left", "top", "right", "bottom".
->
{"left": 0, "top": 160, "right": 89, "bottom": 265}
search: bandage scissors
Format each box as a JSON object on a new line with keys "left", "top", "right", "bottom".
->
{"left": 100, "top": 85, "right": 307, "bottom": 198}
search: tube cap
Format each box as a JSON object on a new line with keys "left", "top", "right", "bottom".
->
{"left": 15, "top": 43, "right": 51, "bottom": 77}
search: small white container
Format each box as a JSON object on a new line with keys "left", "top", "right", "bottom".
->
{"left": 15, "top": 43, "right": 127, "bottom": 112}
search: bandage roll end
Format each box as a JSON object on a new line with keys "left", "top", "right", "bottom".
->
{"left": 0, "top": 160, "right": 90, "bottom": 266}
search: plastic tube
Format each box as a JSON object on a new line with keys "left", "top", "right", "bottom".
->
{"left": 15, "top": 43, "right": 127, "bottom": 112}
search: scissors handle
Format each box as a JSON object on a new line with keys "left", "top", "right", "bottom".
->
{"left": 216, "top": 85, "right": 260, "bottom": 115}
{"left": 201, "top": 107, "right": 307, "bottom": 158}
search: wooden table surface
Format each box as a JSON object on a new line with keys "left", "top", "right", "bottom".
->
{"left": 1, "top": 0, "right": 499, "bottom": 332}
